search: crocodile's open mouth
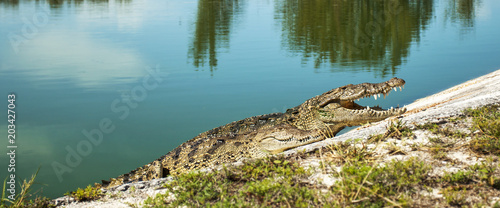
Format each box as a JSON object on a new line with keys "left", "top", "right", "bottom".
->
{"left": 321, "top": 80, "right": 407, "bottom": 116}
{"left": 340, "top": 85, "right": 404, "bottom": 111}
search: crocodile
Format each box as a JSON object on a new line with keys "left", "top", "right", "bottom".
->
{"left": 101, "top": 78, "right": 407, "bottom": 188}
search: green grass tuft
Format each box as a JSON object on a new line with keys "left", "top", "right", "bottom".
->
{"left": 332, "top": 157, "right": 431, "bottom": 207}
{"left": 144, "top": 156, "right": 319, "bottom": 207}
{"left": 1, "top": 167, "right": 53, "bottom": 208}
{"left": 385, "top": 120, "right": 414, "bottom": 139}
{"left": 466, "top": 105, "right": 500, "bottom": 155}
{"left": 66, "top": 185, "right": 103, "bottom": 202}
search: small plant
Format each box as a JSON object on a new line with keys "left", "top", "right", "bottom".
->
{"left": 67, "top": 185, "right": 103, "bottom": 202}
{"left": 129, "top": 185, "right": 136, "bottom": 193}
{"left": 416, "top": 123, "right": 440, "bottom": 133}
{"left": 368, "top": 134, "right": 386, "bottom": 143}
{"left": 1, "top": 168, "right": 51, "bottom": 208}
{"left": 466, "top": 105, "right": 500, "bottom": 155}
{"left": 428, "top": 143, "right": 449, "bottom": 160}
{"left": 442, "top": 187, "right": 467, "bottom": 206}
{"left": 428, "top": 136, "right": 445, "bottom": 145}
{"left": 469, "top": 137, "right": 500, "bottom": 155}
{"left": 432, "top": 150, "right": 448, "bottom": 160}
{"left": 425, "top": 136, "right": 457, "bottom": 160}
{"left": 416, "top": 122, "right": 467, "bottom": 139}
{"left": 326, "top": 141, "right": 374, "bottom": 164}
{"left": 386, "top": 142, "right": 407, "bottom": 155}
{"left": 332, "top": 157, "right": 431, "bottom": 207}
{"left": 470, "top": 159, "right": 500, "bottom": 189}
{"left": 441, "top": 170, "right": 474, "bottom": 185}
{"left": 22, "top": 196, "right": 54, "bottom": 208}
{"left": 385, "top": 120, "right": 414, "bottom": 139}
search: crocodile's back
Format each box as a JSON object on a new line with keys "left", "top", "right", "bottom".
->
{"left": 162, "top": 112, "right": 285, "bottom": 174}
{"left": 104, "top": 112, "right": 284, "bottom": 187}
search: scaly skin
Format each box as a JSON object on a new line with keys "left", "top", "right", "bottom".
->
{"left": 100, "top": 78, "right": 407, "bottom": 188}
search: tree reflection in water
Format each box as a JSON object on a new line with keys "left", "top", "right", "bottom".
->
{"left": 275, "top": 0, "right": 436, "bottom": 76}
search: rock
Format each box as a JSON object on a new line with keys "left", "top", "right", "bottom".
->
{"left": 52, "top": 196, "right": 76, "bottom": 206}
{"left": 116, "top": 184, "right": 129, "bottom": 192}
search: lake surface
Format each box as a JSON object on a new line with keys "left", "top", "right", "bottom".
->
{"left": 1, "top": 0, "right": 499, "bottom": 199}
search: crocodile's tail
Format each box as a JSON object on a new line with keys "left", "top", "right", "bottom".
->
{"left": 97, "top": 159, "right": 165, "bottom": 189}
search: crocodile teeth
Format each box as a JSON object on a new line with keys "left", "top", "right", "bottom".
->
{"left": 399, "top": 86, "right": 403, "bottom": 91}
{"left": 374, "top": 95, "right": 377, "bottom": 100}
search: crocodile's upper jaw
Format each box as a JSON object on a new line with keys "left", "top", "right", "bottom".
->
{"left": 318, "top": 77, "right": 407, "bottom": 105}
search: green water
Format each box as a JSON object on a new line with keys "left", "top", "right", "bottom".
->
{"left": 0, "top": 0, "right": 499, "bottom": 199}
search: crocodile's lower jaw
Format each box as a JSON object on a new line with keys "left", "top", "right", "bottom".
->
{"left": 260, "top": 135, "right": 323, "bottom": 154}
